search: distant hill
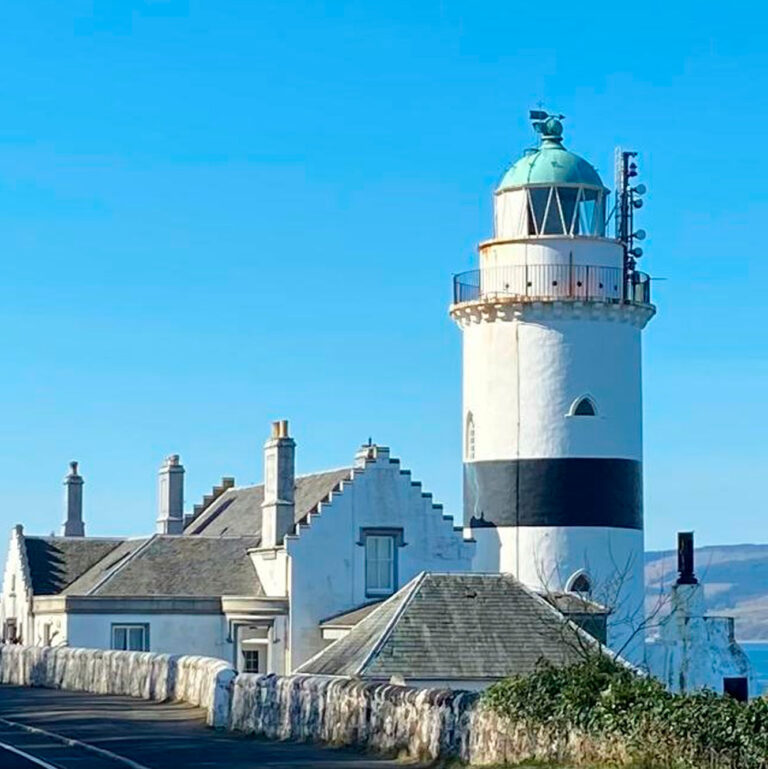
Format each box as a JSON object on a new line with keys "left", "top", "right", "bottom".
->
{"left": 645, "top": 544, "right": 768, "bottom": 641}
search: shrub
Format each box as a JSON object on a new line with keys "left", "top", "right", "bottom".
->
{"left": 483, "top": 657, "right": 768, "bottom": 768}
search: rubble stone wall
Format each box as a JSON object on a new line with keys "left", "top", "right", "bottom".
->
{"left": 0, "top": 644, "right": 235, "bottom": 727}
{"left": 228, "top": 674, "right": 615, "bottom": 765}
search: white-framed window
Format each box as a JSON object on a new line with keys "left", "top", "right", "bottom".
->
{"left": 365, "top": 534, "right": 396, "bottom": 597}
{"left": 111, "top": 623, "right": 149, "bottom": 652}
{"left": 242, "top": 649, "right": 260, "bottom": 673}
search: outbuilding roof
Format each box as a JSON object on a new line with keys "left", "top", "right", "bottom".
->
{"left": 298, "top": 572, "right": 601, "bottom": 681}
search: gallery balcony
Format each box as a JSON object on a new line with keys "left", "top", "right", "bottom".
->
{"left": 452, "top": 264, "right": 651, "bottom": 307}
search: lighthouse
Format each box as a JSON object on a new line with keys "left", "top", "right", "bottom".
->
{"left": 451, "top": 113, "right": 655, "bottom": 659}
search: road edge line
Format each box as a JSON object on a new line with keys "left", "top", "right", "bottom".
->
{"left": 0, "top": 740, "right": 61, "bottom": 769}
{"left": 0, "top": 717, "right": 153, "bottom": 769}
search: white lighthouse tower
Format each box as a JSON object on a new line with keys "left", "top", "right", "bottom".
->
{"left": 451, "top": 113, "right": 655, "bottom": 659}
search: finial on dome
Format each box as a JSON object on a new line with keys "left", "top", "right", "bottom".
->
{"left": 529, "top": 109, "right": 565, "bottom": 147}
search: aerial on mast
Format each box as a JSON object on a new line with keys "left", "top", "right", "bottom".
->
{"left": 615, "top": 148, "right": 647, "bottom": 299}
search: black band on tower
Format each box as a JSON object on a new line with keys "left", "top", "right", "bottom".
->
{"left": 464, "top": 458, "right": 643, "bottom": 530}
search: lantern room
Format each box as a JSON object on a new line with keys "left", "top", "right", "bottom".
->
{"left": 494, "top": 117, "right": 609, "bottom": 240}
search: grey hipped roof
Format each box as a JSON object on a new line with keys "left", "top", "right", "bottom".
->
{"left": 24, "top": 537, "right": 125, "bottom": 595}
{"left": 320, "top": 601, "right": 384, "bottom": 628}
{"left": 184, "top": 468, "right": 353, "bottom": 537}
{"left": 63, "top": 535, "right": 262, "bottom": 597}
{"left": 298, "top": 572, "right": 597, "bottom": 681}
{"left": 62, "top": 538, "right": 150, "bottom": 595}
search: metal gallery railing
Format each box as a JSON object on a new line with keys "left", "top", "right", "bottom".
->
{"left": 452, "top": 264, "right": 651, "bottom": 306}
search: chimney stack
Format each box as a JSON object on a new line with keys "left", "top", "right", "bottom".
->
{"left": 62, "top": 461, "right": 85, "bottom": 537}
{"left": 261, "top": 420, "right": 295, "bottom": 547}
{"left": 677, "top": 531, "right": 697, "bottom": 585}
{"left": 157, "top": 454, "right": 184, "bottom": 535}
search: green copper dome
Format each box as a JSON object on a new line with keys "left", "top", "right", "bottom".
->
{"left": 498, "top": 119, "right": 605, "bottom": 191}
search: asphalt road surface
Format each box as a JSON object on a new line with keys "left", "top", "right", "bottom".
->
{"left": 0, "top": 685, "right": 407, "bottom": 768}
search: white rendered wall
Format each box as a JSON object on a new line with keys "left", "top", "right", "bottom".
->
{"left": 462, "top": 310, "right": 644, "bottom": 462}
{"left": 645, "top": 584, "right": 756, "bottom": 697}
{"left": 66, "top": 613, "right": 229, "bottom": 661}
{"left": 469, "top": 524, "right": 645, "bottom": 657}
{"left": 32, "top": 612, "right": 68, "bottom": 646}
{"left": 479, "top": 237, "right": 623, "bottom": 270}
{"left": 0, "top": 528, "right": 34, "bottom": 645}
{"left": 283, "top": 451, "right": 475, "bottom": 671}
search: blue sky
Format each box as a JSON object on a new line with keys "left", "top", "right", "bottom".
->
{"left": 0, "top": 1, "right": 765, "bottom": 551}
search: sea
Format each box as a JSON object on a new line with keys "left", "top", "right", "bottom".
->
{"left": 743, "top": 642, "right": 768, "bottom": 696}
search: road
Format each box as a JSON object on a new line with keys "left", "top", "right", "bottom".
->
{"left": 0, "top": 685, "right": 406, "bottom": 768}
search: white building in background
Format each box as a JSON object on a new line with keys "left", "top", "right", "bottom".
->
{"left": 645, "top": 532, "right": 755, "bottom": 698}
{"left": 0, "top": 111, "right": 754, "bottom": 696}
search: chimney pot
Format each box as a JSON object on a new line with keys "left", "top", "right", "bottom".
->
{"left": 677, "top": 531, "right": 697, "bottom": 585}
{"left": 62, "top": 461, "right": 85, "bottom": 537}
{"left": 157, "top": 454, "right": 185, "bottom": 535}
{"left": 261, "top": 419, "right": 296, "bottom": 547}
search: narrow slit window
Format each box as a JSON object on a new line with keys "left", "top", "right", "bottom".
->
{"left": 466, "top": 412, "right": 475, "bottom": 460}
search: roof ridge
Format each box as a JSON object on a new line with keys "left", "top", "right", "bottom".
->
{"left": 228, "top": 466, "right": 353, "bottom": 493}
{"left": 354, "top": 571, "right": 427, "bottom": 675}
{"left": 85, "top": 535, "right": 156, "bottom": 596}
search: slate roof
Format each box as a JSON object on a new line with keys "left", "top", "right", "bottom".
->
{"left": 544, "top": 592, "right": 610, "bottom": 615}
{"left": 65, "top": 535, "right": 262, "bottom": 597}
{"left": 298, "top": 572, "right": 599, "bottom": 681}
{"left": 62, "top": 538, "right": 151, "bottom": 595}
{"left": 184, "top": 468, "right": 353, "bottom": 537}
{"left": 24, "top": 537, "right": 124, "bottom": 595}
{"left": 320, "top": 601, "right": 384, "bottom": 628}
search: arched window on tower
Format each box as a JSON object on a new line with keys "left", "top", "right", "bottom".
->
{"left": 465, "top": 412, "right": 475, "bottom": 461}
{"left": 567, "top": 571, "right": 592, "bottom": 596}
{"left": 569, "top": 396, "right": 597, "bottom": 417}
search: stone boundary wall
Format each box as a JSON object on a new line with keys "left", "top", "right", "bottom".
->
{"left": 0, "top": 649, "right": 619, "bottom": 765}
{"left": 0, "top": 645, "right": 235, "bottom": 728}
{"left": 228, "top": 674, "right": 618, "bottom": 765}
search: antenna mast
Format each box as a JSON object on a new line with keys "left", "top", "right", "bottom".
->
{"left": 615, "top": 148, "right": 647, "bottom": 301}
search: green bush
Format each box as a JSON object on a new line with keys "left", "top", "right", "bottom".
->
{"left": 483, "top": 657, "right": 768, "bottom": 768}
